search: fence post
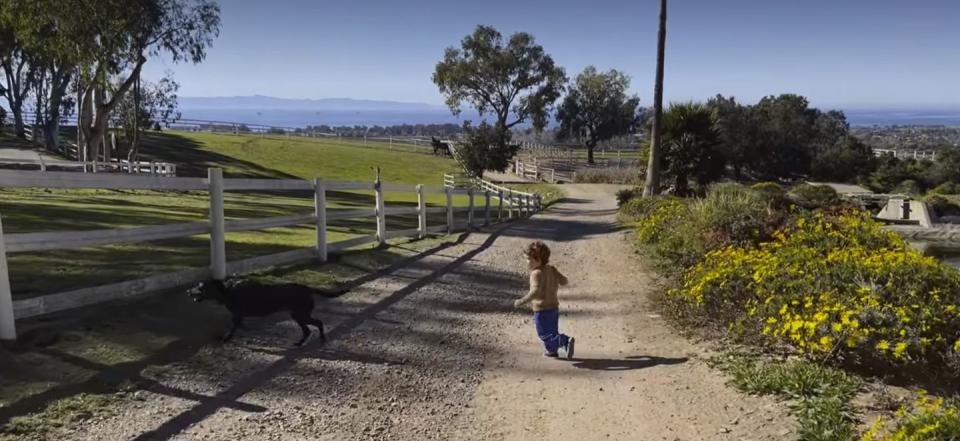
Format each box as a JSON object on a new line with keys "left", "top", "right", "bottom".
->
{"left": 467, "top": 189, "right": 474, "bottom": 229}
{"left": 484, "top": 191, "right": 491, "bottom": 226}
{"left": 375, "top": 176, "right": 386, "bottom": 245}
{"left": 445, "top": 187, "right": 454, "bottom": 234}
{"left": 498, "top": 190, "right": 504, "bottom": 221}
{"left": 208, "top": 168, "right": 227, "bottom": 280}
{"left": 314, "top": 178, "right": 327, "bottom": 262}
{"left": 0, "top": 214, "right": 16, "bottom": 341}
{"left": 551, "top": 168, "right": 555, "bottom": 183}
{"left": 536, "top": 195, "right": 542, "bottom": 212}
{"left": 417, "top": 184, "right": 427, "bottom": 239}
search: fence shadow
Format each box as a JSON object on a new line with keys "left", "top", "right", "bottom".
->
{"left": 127, "top": 223, "right": 511, "bottom": 441}
{"left": 0, "top": 229, "right": 478, "bottom": 430}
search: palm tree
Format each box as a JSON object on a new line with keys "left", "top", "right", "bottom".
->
{"left": 660, "top": 102, "right": 722, "bottom": 196}
{"left": 643, "top": 0, "right": 667, "bottom": 197}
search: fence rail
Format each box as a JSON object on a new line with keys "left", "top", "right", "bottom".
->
{"left": 0, "top": 168, "right": 544, "bottom": 341}
{"left": 513, "top": 158, "right": 576, "bottom": 183}
{"left": 0, "top": 157, "right": 177, "bottom": 176}
{"left": 442, "top": 173, "right": 542, "bottom": 221}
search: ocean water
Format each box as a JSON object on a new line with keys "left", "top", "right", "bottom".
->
{"left": 178, "top": 108, "right": 479, "bottom": 128}
{"left": 844, "top": 110, "right": 960, "bottom": 126}
{"left": 177, "top": 107, "right": 960, "bottom": 129}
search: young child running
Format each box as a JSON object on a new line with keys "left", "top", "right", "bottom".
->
{"left": 514, "top": 241, "right": 575, "bottom": 359}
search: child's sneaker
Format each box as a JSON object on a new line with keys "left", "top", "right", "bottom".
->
{"left": 544, "top": 352, "right": 559, "bottom": 358}
{"left": 565, "top": 337, "right": 575, "bottom": 360}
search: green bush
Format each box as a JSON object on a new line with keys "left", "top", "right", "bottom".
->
{"left": 930, "top": 182, "right": 960, "bottom": 195}
{"left": 692, "top": 184, "right": 783, "bottom": 247}
{"left": 750, "top": 181, "right": 784, "bottom": 194}
{"left": 573, "top": 168, "right": 642, "bottom": 185}
{"left": 630, "top": 185, "right": 785, "bottom": 267}
{"left": 924, "top": 194, "right": 960, "bottom": 218}
{"left": 893, "top": 179, "right": 923, "bottom": 196}
{"left": 618, "top": 196, "right": 680, "bottom": 222}
{"left": 788, "top": 183, "right": 841, "bottom": 209}
{"left": 749, "top": 182, "right": 790, "bottom": 208}
{"left": 616, "top": 188, "right": 640, "bottom": 207}
{"left": 721, "top": 357, "right": 860, "bottom": 441}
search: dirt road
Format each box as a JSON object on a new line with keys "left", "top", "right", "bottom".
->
{"left": 59, "top": 184, "right": 792, "bottom": 441}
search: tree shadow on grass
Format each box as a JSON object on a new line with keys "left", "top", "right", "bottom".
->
{"left": 137, "top": 132, "right": 301, "bottom": 179}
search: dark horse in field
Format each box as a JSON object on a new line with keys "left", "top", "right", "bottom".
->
{"left": 431, "top": 137, "right": 451, "bottom": 157}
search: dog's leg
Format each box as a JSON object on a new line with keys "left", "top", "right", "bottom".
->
{"left": 308, "top": 317, "right": 326, "bottom": 340}
{"left": 294, "top": 319, "right": 311, "bottom": 346}
{"left": 222, "top": 315, "right": 243, "bottom": 342}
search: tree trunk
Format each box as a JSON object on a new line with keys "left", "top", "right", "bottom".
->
{"left": 2, "top": 60, "right": 29, "bottom": 138}
{"left": 128, "top": 73, "right": 141, "bottom": 162}
{"left": 43, "top": 67, "right": 71, "bottom": 153}
{"left": 675, "top": 172, "right": 688, "bottom": 197}
{"left": 11, "top": 104, "right": 24, "bottom": 138}
{"left": 643, "top": 0, "right": 667, "bottom": 197}
{"left": 79, "top": 58, "right": 146, "bottom": 167}
{"left": 586, "top": 141, "right": 596, "bottom": 165}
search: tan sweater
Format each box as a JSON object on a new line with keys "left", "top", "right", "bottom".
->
{"left": 517, "top": 265, "right": 568, "bottom": 311}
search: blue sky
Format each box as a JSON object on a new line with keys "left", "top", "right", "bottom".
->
{"left": 142, "top": 0, "right": 960, "bottom": 110}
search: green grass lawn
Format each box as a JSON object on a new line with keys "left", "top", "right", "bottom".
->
{"left": 138, "top": 130, "right": 455, "bottom": 184}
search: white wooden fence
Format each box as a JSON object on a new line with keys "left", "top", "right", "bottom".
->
{"left": 0, "top": 158, "right": 176, "bottom": 176}
{"left": 513, "top": 158, "right": 575, "bottom": 183}
{"left": 0, "top": 168, "right": 543, "bottom": 341}
{"left": 442, "top": 173, "right": 543, "bottom": 221}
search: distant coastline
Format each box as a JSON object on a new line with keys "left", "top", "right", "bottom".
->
{"left": 176, "top": 96, "right": 960, "bottom": 128}
{"left": 843, "top": 109, "right": 960, "bottom": 127}
{"left": 177, "top": 106, "right": 960, "bottom": 129}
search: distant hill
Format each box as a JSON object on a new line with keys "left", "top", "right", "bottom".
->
{"left": 179, "top": 95, "right": 446, "bottom": 111}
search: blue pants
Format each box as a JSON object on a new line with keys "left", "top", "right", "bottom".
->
{"left": 533, "top": 308, "right": 569, "bottom": 354}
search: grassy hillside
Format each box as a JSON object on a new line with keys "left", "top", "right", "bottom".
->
{"left": 138, "top": 131, "right": 455, "bottom": 184}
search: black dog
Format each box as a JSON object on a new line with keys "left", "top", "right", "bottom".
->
{"left": 188, "top": 279, "right": 326, "bottom": 346}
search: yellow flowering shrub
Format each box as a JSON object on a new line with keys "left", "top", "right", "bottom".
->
{"left": 635, "top": 198, "right": 687, "bottom": 245}
{"left": 676, "top": 211, "right": 960, "bottom": 369}
{"left": 861, "top": 392, "right": 960, "bottom": 441}
{"left": 631, "top": 185, "right": 788, "bottom": 268}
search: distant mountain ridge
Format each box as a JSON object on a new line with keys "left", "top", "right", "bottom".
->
{"left": 179, "top": 95, "right": 446, "bottom": 111}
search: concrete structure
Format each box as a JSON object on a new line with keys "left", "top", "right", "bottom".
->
{"left": 876, "top": 197, "right": 935, "bottom": 227}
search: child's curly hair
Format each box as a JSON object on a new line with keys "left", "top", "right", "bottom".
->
{"left": 524, "top": 240, "right": 551, "bottom": 264}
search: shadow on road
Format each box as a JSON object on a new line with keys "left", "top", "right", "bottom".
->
{"left": 570, "top": 355, "right": 688, "bottom": 371}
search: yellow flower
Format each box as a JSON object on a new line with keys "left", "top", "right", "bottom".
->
{"left": 819, "top": 336, "right": 833, "bottom": 347}
{"left": 893, "top": 342, "right": 908, "bottom": 359}
{"left": 954, "top": 338, "right": 960, "bottom": 353}
{"left": 876, "top": 340, "right": 890, "bottom": 351}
